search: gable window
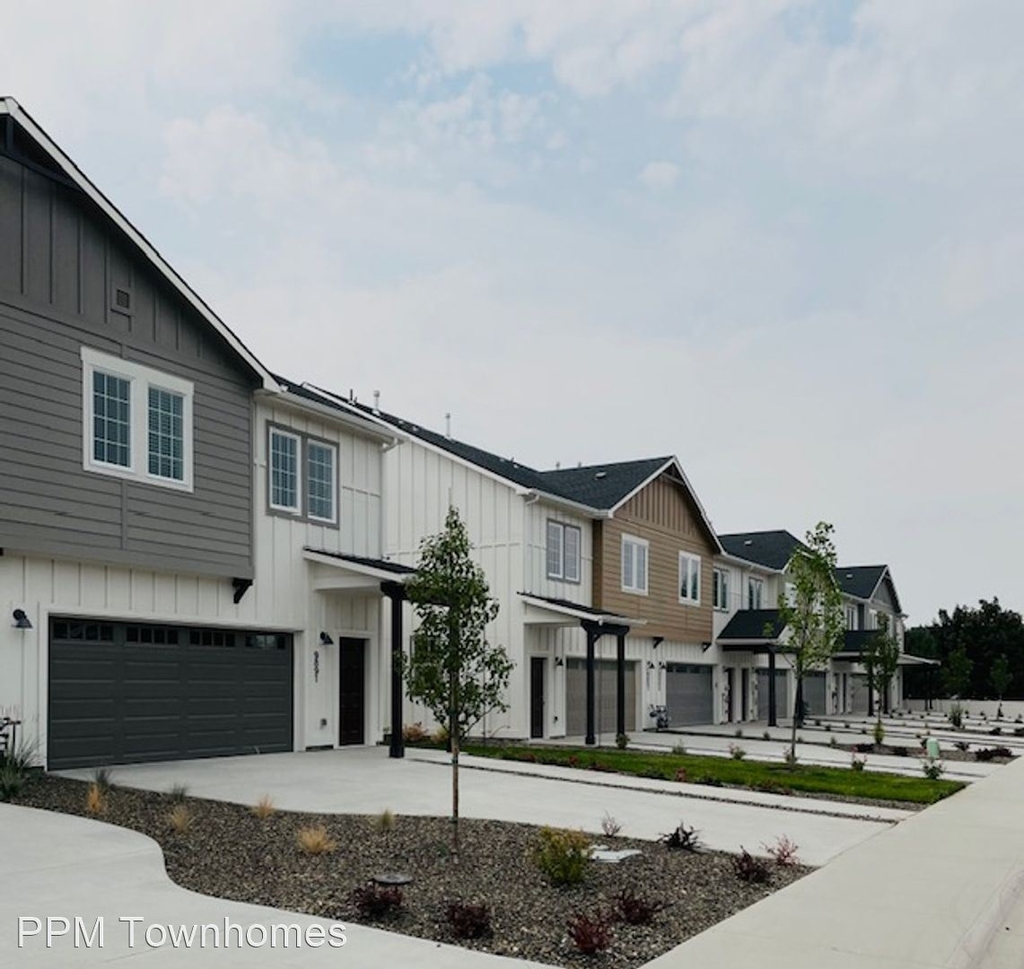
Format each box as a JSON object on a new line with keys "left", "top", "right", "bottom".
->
{"left": 713, "top": 568, "right": 729, "bottom": 610}
{"left": 747, "top": 576, "right": 764, "bottom": 610}
{"left": 307, "top": 441, "right": 336, "bottom": 522}
{"left": 82, "top": 347, "right": 193, "bottom": 490}
{"left": 679, "top": 552, "right": 701, "bottom": 604}
{"left": 269, "top": 429, "right": 300, "bottom": 513}
{"left": 621, "top": 534, "right": 648, "bottom": 594}
{"left": 546, "top": 520, "right": 581, "bottom": 582}
{"left": 845, "top": 604, "right": 858, "bottom": 630}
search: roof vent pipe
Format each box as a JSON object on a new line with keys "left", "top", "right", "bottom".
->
{"left": 373, "top": 390, "right": 380, "bottom": 415}
{"left": 555, "top": 461, "right": 560, "bottom": 470}
{"left": 349, "top": 388, "right": 354, "bottom": 403}
{"left": 445, "top": 412, "right": 451, "bottom": 439}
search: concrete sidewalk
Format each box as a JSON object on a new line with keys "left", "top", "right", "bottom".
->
{"left": 0, "top": 802, "right": 552, "bottom": 968}
{"left": 648, "top": 746, "right": 1024, "bottom": 968}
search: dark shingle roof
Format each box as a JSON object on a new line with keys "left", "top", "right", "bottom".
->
{"left": 305, "top": 549, "right": 416, "bottom": 576}
{"left": 834, "top": 566, "right": 887, "bottom": 600}
{"left": 537, "top": 457, "right": 672, "bottom": 510}
{"left": 838, "top": 629, "right": 879, "bottom": 655}
{"left": 518, "top": 593, "right": 637, "bottom": 623}
{"left": 717, "top": 609, "right": 786, "bottom": 642}
{"left": 718, "top": 531, "right": 805, "bottom": 571}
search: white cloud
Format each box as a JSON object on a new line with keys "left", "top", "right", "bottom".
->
{"left": 638, "top": 160, "right": 679, "bottom": 189}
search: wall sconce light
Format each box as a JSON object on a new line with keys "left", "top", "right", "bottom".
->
{"left": 658, "top": 662, "right": 667, "bottom": 670}
{"left": 554, "top": 656, "right": 564, "bottom": 667}
{"left": 646, "top": 661, "right": 655, "bottom": 670}
{"left": 319, "top": 632, "right": 334, "bottom": 646}
{"left": 12, "top": 609, "right": 32, "bottom": 630}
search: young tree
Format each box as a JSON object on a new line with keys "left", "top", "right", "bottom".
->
{"left": 991, "top": 653, "right": 1012, "bottom": 709}
{"left": 402, "top": 506, "right": 513, "bottom": 854}
{"left": 778, "top": 521, "right": 845, "bottom": 763}
{"left": 863, "top": 628, "right": 901, "bottom": 720}
{"left": 943, "top": 645, "right": 973, "bottom": 698}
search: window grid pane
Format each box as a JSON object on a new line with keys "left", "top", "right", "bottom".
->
{"left": 147, "top": 387, "right": 184, "bottom": 480}
{"left": 622, "top": 541, "right": 634, "bottom": 588}
{"left": 93, "top": 371, "right": 131, "bottom": 467}
{"left": 546, "top": 522, "right": 563, "bottom": 578}
{"left": 307, "top": 442, "right": 335, "bottom": 520}
{"left": 271, "top": 432, "right": 299, "bottom": 509}
{"left": 636, "top": 544, "right": 647, "bottom": 591}
{"left": 564, "top": 526, "right": 580, "bottom": 582}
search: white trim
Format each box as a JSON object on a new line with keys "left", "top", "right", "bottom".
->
{"left": 1, "top": 98, "right": 279, "bottom": 392}
{"left": 303, "top": 549, "right": 413, "bottom": 584}
{"left": 715, "top": 551, "right": 786, "bottom": 574}
{"left": 518, "top": 593, "right": 646, "bottom": 627}
{"left": 80, "top": 346, "right": 194, "bottom": 491}
{"left": 621, "top": 533, "right": 649, "bottom": 595}
{"left": 269, "top": 427, "right": 302, "bottom": 514}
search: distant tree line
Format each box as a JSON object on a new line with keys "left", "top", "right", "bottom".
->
{"left": 904, "top": 598, "right": 1024, "bottom": 700}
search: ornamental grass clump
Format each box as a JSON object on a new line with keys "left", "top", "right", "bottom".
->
{"left": 252, "top": 795, "right": 276, "bottom": 819}
{"left": 532, "top": 827, "right": 592, "bottom": 887}
{"left": 297, "top": 824, "right": 337, "bottom": 855}
{"left": 167, "top": 803, "right": 193, "bottom": 834}
{"left": 85, "top": 782, "right": 107, "bottom": 816}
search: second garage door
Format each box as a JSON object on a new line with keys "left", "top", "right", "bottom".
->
{"left": 757, "top": 669, "right": 789, "bottom": 721}
{"left": 566, "top": 659, "right": 637, "bottom": 737}
{"left": 48, "top": 619, "right": 294, "bottom": 770}
{"left": 665, "top": 664, "right": 714, "bottom": 725}
{"left": 803, "top": 672, "right": 826, "bottom": 716}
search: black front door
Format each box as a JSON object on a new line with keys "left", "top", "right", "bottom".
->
{"left": 530, "top": 657, "right": 545, "bottom": 739}
{"left": 741, "top": 669, "right": 749, "bottom": 722}
{"left": 726, "top": 667, "right": 735, "bottom": 722}
{"left": 338, "top": 638, "right": 365, "bottom": 746}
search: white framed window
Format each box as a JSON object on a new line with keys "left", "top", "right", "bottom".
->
{"left": 546, "top": 520, "right": 581, "bottom": 582}
{"left": 269, "top": 428, "right": 301, "bottom": 513}
{"left": 713, "top": 568, "right": 729, "bottom": 610}
{"left": 81, "top": 347, "right": 194, "bottom": 491}
{"left": 307, "top": 440, "right": 337, "bottom": 523}
{"left": 845, "top": 603, "right": 858, "bottom": 630}
{"left": 621, "top": 534, "right": 648, "bottom": 594}
{"left": 747, "top": 576, "right": 764, "bottom": 610}
{"left": 679, "top": 552, "right": 701, "bottom": 604}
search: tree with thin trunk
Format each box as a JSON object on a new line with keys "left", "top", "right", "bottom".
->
{"left": 991, "top": 654, "right": 1012, "bottom": 707}
{"left": 778, "top": 521, "right": 845, "bottom": 764}
{"left": 402, "top": 506, "right": 512, "bottom": 855}
{"left": 863, "top": 627, "right": 901, "bottom": 720}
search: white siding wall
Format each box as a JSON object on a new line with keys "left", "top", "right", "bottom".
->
{"left": 524, "top": 502, "right": 593, "bottom": 604}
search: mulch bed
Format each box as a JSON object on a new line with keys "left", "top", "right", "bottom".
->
{"left": 13, "top": 774, "right": 809, "bottom": 968}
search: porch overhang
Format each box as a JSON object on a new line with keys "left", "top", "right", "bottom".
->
{"left": 304, "top": 548, "right": 416, "bottom": 592}
{"left": 518, "top": 592, "right": 646, "bottom": 629}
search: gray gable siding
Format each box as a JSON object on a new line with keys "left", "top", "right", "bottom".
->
{"left": 0, "top": 153, "right": 256, "bottom": 579}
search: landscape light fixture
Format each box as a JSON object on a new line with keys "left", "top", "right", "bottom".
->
{"left": 319, "top": 632, "right": 334, "bottom": 646}
{"left": 12, "top": 609, "right": 32, "bottom": 630}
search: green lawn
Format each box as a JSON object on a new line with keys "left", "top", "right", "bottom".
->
{"left": 462, "top": 744, "right": 964, "bottom": 805}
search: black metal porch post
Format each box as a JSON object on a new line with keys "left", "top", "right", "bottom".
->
{"left": 382, "top": 581, "right": 406, "bottom": 758}
{"left": 583, "top": 622, "right": 600, "bottom": 745}
{"left": 768, "top": 647, "right": 777, "bottom": 727}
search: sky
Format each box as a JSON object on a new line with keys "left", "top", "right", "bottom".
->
{"left": 4, "top": 1, "right": 1023, "bottom": 625}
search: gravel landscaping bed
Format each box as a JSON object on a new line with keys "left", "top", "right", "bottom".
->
{"left": 13, "top": 774, "right": 809, "bottom": 968}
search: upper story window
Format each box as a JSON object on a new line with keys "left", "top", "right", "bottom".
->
{"left": 546, "top": 520, "right": 581, "bottom": 582}
{"left": 679, "top": 552, "right": 701, "bottom": 604}
{"left": 713, "top": 568, "right": 730, "bottom": 610}
{"left": 747, "top": 576, "right": 764, "bottom": 610}
{"left": 621, "top": 534, "right": 648, "bottom": 595}
{"left": 268, "top": 424, "right": 338, "bottom": 526}
{"left": 845, "top": 603, "right": 858, "bottom": 630}
{"left": 81, "top": 347, "right": 194, "bottom": 491}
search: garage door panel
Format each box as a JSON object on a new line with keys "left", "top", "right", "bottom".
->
{"left": 804, "top": 673, "right": 826, "bottom": 716}
{"left": 757, "top": 670, "right": 789, "bottom": 719}
{"left": 565, "top": 659, "right": 637, "bottom": 737}
{"left": 665, "top": 665, "right": 713, "bottom": 725}
{"left": 48, "top": 620, "right": 293, "bottom": 769}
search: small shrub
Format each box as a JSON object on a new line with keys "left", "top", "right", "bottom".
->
{"left": 615, "top": 732, "right": 630, "bottom": 749}
{"left": 824, "top": 724, "right": 832, "bottom": 732}
{"left": 85, "top": 782, "right": 107, "bottom": 816}
{"left": 922, "top": 758, "right": 945, "bottom": 780}
{"left": 1014, "top": 727, "right": 1024, "bottom": 738}
{"left": 91, "top": 767, "right": 114, "bottom": 791}
{"left": 975, "top": 746, "right": 1013, "bottom": 762}
{"left": 850, "top": 754, "right": 867, "bottom": 771}
{"left": 873, "top": 721, "right": 885, "bottom": 747}
{"left": 252, "top": 795, "right": 275, "bottom": 818}
{"left": 890, "top": 745, "right": 909, "bottom": 758}
{"left": 376, "top": 808, "right": 396, "bottom": 834}
{"left": 1016, "top": 714, "right": 1023, "bottom": 724}
{"left": 613, "top": 888, "right": 665, "bottom": 926}
{"left": 855, "top": 742, "right": 874, "bottom": 754}
{"left": 351, "top": 883, "right": 403, "bottom": 919}
{"left": 860, "top": 727, "right": 868, "bottom": 735}
{"left": 797, "top": 735, "right": 805, "bottom": 744}
{"left": 782, "top": 747, "right": 798, "bottom": 768}
{"left": 763, "top": 835, "right": 800, "bottom": 866}
{"left": 954, "top": 740, "right": 970, "bottom": 752}
{"left": 567, "top": 754, "right": 580, "bottom": 767}
{"left": 297, "top": 824, "right": 337, "bottom": 855}
{"left": 843, "top": 721, "right": 851, "bottom": 729}
{"left": 829, "top": 736, "right": 838, "bottom": 747}
{"left": 167, "top": 803, "right": 192, "bottom": 833}
{"left": 661, "top": 822, "right": 701, "bottom": 852}
{"left": 601, "top": 811, "right": 622, "bottom": 838}
{"left": 673, "top": 767, "right": 688, "bottom": 783}
{"left": 762, "top": 730, "right": 771, "bottom": 741}
{"left": 567, "top": 911, "right": 614, "bottom": 954}
{"left": 402, "top": 722, "right": 429, "bottom": 743}
{"left": 813, "top": 719, "right": 821, "bottom": 727}
{"left": 728, "top": 743, "right": 746, "bottom": 760}
{"left": 948, "top": 703, "right": 964, "bottom": 729}
{"left": 446, "top": 901, "right": 491, "bottom": 939}
{"left": 0, "top": 762, "right": 27, "bottom": 801}
{"left": 671, "top": 742, "right": 687, "bottom": 755}
{"left": 432, "top": 725, "right": 450, "bottom": 746}
{"left": 734, "top": 848, "right": 770, "bottom": 883}
{"left": 533, "top": 827, "right": 592, "bottom": 886}
{"left": 168, "top": 783, "right": 189, "bottom": 803}
{"left": 734, "top": 728, "right": 744, "bottom": 738}
{"left": 989, "top": 726, "right": 1003, "bottom": 736}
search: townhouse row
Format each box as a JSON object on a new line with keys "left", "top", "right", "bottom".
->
{"left": 0, "top": 99, "right": 915, "bottom": 769}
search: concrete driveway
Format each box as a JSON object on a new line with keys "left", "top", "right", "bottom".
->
{"left": 61, "top": 745, "right": 896, "bottom": 866}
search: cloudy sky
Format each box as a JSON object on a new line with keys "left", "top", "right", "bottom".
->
{"left": 5, "top": 1, "right": 1022, "bottom": 624}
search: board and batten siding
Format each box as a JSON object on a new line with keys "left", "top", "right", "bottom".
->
{"left": 523, "top": 502, "right": 593, "bottom": 604}
{"left": 0, "top": 153, "right": 256, "bottom": 579}
{"left": 594, "top": 473, "right": 715, "bottom": 642}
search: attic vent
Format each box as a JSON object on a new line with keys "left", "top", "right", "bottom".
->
{"left": 744, "top": 539, "right": 753, "bottom": 546}
{"left": 845, "top": 572, "right": 854, "bottom": 578}
{"left": 594, "top": 471, "right": 607, "bottom": 479}
{"left": 112, "top": 287, "right": 132, "bottom": 313}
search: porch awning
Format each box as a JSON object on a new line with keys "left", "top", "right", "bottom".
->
{"left": 304, "top": 548, "right": 415, "bottom": 592}
{"left": 518, "top": 592, "right": 645, "bottom": 629}
{"left": 716, "top": 608, "right": 786, "bottom": 649}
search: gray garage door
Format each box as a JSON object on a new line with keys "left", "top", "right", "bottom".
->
{"left": 566, "top": 659, "right": 637, "bottom": 737}
{"left": 804, "top": 672, "right": 826, "bottom": 716}
{"left": 48, "top": 618, "right": 294, "bottom": 770}
{"left": 849, "top": 674, "right": 871, "bottom": 714}
{"left": 757, "top": 669, "right": 789, "bottom": 721}
{"left": 665, "top": 664, "right": 714, "bottom": 725}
